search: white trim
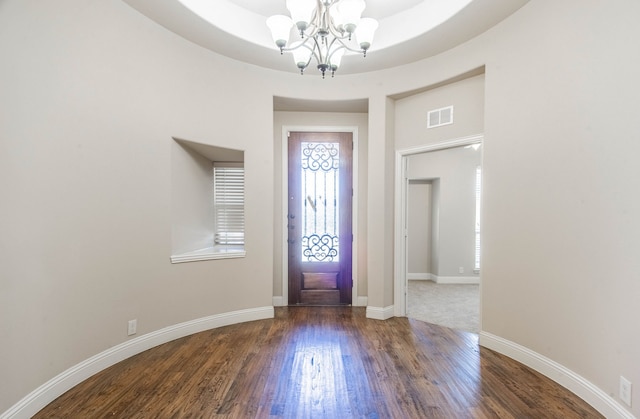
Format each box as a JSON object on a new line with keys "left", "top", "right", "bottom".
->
{"left": 366, "top": 305, "right": 395, "bottom": 320}
{"left": 394, "top": 134, "right": 484, "bottom": 318}
{"left": 0, "top": 306, "right": 274, "bottom": 419}
{"left": 398, "top": 134, "right": 484, "bottom": 157}
{"left": 434, "top": 276, "right": 479, "bottom": 285}
{"left": 479, "top": 332, "right": 635, "bottom": 419}
{"left": 281, "top": 125, "right": 360, "bottom": 306}
{"left": 272, "top": 296, "right": 285, "bottom": 306}
{"left": 394, "top": 150, "right": 408, "bottom": 318}
{"left": 170, "top": 247, "right": 245, "bottom": 263}
{"left": 407, "top": 275, "right": 479, "bottom": 284}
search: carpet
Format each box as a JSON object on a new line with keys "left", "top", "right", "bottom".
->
{"left": 407, "top": 280, "right": 479, "bottom": 333}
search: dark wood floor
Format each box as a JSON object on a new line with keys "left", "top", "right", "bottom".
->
{"left": 35, "top": 307, "right": 602, "bottom": 418}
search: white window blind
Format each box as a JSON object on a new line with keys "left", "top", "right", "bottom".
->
{"left": 213, "top": 163, "right": 244, "bottom": 246}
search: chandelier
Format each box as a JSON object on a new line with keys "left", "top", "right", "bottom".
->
{"left": 266, "top": 0, "right": 379, "bottom": 78}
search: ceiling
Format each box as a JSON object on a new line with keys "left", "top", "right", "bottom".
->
{"left": 226, "top": 0, "right": 425, "bottom": 20}
{"left": 123, "top": 0, "right": 530, "bottom": 76}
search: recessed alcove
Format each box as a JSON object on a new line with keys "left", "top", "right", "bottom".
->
{"left": 171, "top": 137, "right": 245, "bottom": 263}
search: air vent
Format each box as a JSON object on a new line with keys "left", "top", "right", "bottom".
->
{"left": 427, "top": 106, "right": 454, "bottom": 128}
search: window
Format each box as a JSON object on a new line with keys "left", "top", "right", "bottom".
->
{"left": 213, "top": 163, "right": 245, "bottom": 247}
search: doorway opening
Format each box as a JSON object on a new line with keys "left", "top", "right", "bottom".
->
{"left": 394, "top": 135, "right": 483, "bottom": 332}
{"left": 282, "top": 128, "right": 359, "bottom": 306}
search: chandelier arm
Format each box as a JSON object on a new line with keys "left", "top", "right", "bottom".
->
{"left": 332, "top": 37, "right": 367, "bottom": 54}
{"left": 326, "top": 47, "right": 343, "bottom": 63}
{"left": 306, "top": 47, "right": 318, "bottom": 69}
{"left": 310, "top": 36, "right": 326, "bottom": 64}
{"left": 304, "top": 24, "right": 319, "bottom": 39}
{"left": 279, "top": 36, "right": 314, "bottom": 53}
{"left": 321, "top": 0, "right": 349, "bottom": 41}
{"left": 298, "top": 43, "right": 319, "bottom": 67}
{"left": 303, "top": 5, "right": 322, "bottom": 39}
{"left": 325, "top": 37, "right": 342, "bottom": 61}
{"left": 326, "top": 25, "right": 348, "bottom": 41}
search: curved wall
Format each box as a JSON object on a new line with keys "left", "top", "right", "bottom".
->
{"left": 1, "top": 0, "right": 639, "bottom": 418}
{"left": 0, "top": 0, "right": 277, "bottom": 414}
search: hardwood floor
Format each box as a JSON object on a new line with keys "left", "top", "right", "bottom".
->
{"left": 35, "top": 307, "right": 603, "bottom": 418}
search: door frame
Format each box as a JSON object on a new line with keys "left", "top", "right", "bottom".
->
{"left": 394, "top": 134, "right": 484, "bottom": 317}
{"left": 281, "top": 125, "right": 360, "bottom": 306}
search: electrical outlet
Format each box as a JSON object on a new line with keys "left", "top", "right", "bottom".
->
{"left": 620, "top": 376, "right": 632, "bottom": 407}
{"left": 127, "top": 319, "right": 137, "bottom": 336}
{"left": 459, "top": 267, "right": 464, "bottom": 274}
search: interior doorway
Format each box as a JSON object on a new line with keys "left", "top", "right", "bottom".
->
{"left": 395, "top": 135, "right": 483, "bottom": 332}
{"left": 287, "top": 131, "right": 353, "bottom": 305}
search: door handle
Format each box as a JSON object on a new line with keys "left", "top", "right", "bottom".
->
{"left": 287, "top": 239, "right": 295, "bottom": 244}
{"left": 287, "top": 213, "right": 295, "bottom": 219}
{"left": 287, "top": 224, "right": 295, "bottom": 229}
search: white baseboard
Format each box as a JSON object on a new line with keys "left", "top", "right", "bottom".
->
{"left": 272, "top": 296, "right": 285, "bottom": 306}
{"left": 407, "top": 274, "right": 480, "bottom": 284}
{"left": 1, "top": 306, "right": 275, "bottom": 419}
{"left": 435, "top": 276, "right": 479, "bottom": 284}
{"left": 366, "top": 305, "right": 395, "bottom": 320}
{"left": 479, "top": 332, "right": 634, "bottom": 419}
{"left": 355, "top": 296, "right": 368, "bottom": 307}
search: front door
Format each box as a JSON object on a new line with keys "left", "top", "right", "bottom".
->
{"left": 287, "top": 132, "right": 352, "bottom": 305}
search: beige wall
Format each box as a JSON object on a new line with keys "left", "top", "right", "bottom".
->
{"left": 171, "top": 141, "right": 216, "bottom": 255}
{"left": 2, "top": 0, "right": 640, "bottom": 416}
{"left": 480, "top": 2, "right": 640, "bottom": 415}
{"left": 407, "top": 180, "right": 432, "bottom": 275}
{"left": 395, "top": 74, "right": 485, "bottom": 150}
{"left": 0, "top": 0, "right": 276, "bottom": 411}
{"left": 407, "top": 147, "right": 481, "bottom": 278}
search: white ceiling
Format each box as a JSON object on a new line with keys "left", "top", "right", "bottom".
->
{"left": 123, "top": 0, "right": 530, "bottom": 76}
{"left": 226, "top": 0, "right": 425, "bottom": 19}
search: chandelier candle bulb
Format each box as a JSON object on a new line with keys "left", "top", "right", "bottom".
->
{"left": 286, "top": 0, "right": 315, "bottom": 33}
{"left": 329, "top": 47, "right": 345, "bottom": 75}
{"left": 266, "top": 0, "right": 378, "bottom": 77}
{"left": 336, "top": 0, "right": 366, "bottom": 33}
{"left": 291, "top": 42, "right": 312, "bottom": 72}
{"left": 266, "top": 15, "right": 293, "bottom": 49}
{"left": 355, "top": 17, "right": 378, "bottom": 52}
